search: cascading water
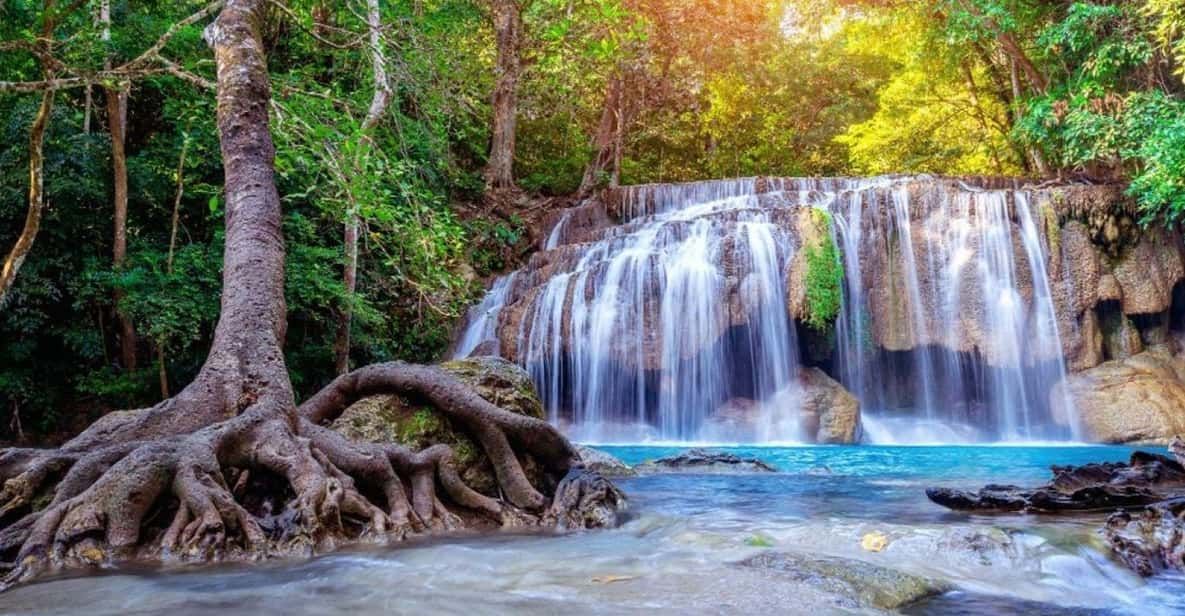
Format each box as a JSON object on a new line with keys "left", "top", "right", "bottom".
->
{"left": 454, "top": 176, "right": 1080, "bottom": 443}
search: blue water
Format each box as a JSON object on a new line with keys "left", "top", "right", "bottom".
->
{"left": 3, "top": 445, "right": 1182, "bottom": 615}
{"left": 602, "top": 445, "right": 1149, "bottom": 527}
{"left": 600, "top": 444, "right": 1148, "bottom": 483}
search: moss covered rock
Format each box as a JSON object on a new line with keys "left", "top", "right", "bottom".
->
{"left": 330, "top": 356, "right": 548, "bottom": 496}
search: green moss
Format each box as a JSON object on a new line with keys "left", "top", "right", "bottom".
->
{"left": 397, "top": 407, "right": 444, "bottom": 443}
{"left": 1040, "top": 201, "right": 1062, "bottom": 256}
{"left": 803, "top": 208, "right": 844, "bottom": 332}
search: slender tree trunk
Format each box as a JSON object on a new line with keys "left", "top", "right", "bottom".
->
{"left": 484, "top": 0, "right": 521, "bottom": 190}
{"left": 579, "top": 75, "right": 625, "bottom": 197}
{"left": 1010, "top": 58, "right": 1049, "bottom": 176}
{"left": 335, "top": 0, "right": 392, "bottom": 375}
{"left": 167, "top": 130, "right": 189, "bottom": 271}
{"left": 103, "top": 0, "right": 137, "bottom": 370}
{"left": 0, "top": 3, "right": 61, "bottom": 308}
{"left": 962, "top": 63, "right": 1004, "bottom": 174}
{"left": 0, "top": 89, "right": 54, "bottom": 307}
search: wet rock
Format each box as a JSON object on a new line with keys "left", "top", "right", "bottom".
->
{"left": 1103, "top": 497, "right": 1185, "bottom": 576}
{"left": 575, "top": 445, "right": 637, "bottom": 478}
{"left": 331, "top": 356, "right": 548, "bottom": 496}
{"left": 739, "top": 551, "right": 946, "bottom": 610}
{"left": 1051, "top": 350, "right": 1185, "bottom": 445}
{"left": 545, "top": 466, "right": 628, "bottom": 530}
{"left": 797, "top": 368, "right": 861, "bottom": 444}
{"left": 926, "top": 451, "right": 1185, "bottom": 513}
{"left": 635, "top": 449, "right": 777, "bottom": 474}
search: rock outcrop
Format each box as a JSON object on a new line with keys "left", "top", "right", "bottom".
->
{"left": 332, "top": 356, "right": 551, "bottom": 496}
{"left": 575, "top": 445, "right": 637, "bottom": 477}
{"left": 928, "top": 449, "right": 1185, "bottom": 577}
{"left": 635, "top": 449, "right": 778, "bottom": 474}
{"left": 926, "top": 451, "right": 1185, "bottom": 512}
{"left": 1052, "top": 350, "right": 1185, "bottom": 445}
{"left": 798, "top": 368, "right": 862, "bottom": 444}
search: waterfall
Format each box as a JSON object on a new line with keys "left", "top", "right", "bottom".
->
{"left": 453, "top": 272, "right": 518, "bottom": 358}
{"left": 454, "top": 176, "right": 1079, "bottom": 443}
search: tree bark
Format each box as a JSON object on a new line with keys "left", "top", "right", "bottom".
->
{"left": 0, "top": 89, "right": 54, "bottom": 307}
{"left": 579, "top": 75, "right": 625, "bottom": 198}
{"left": 103, "top": 0, "right": 138, "bottom": 371}
{"left": 334, "top": 0, "right": 392, "bottom": 376}
{"left": 484, "top": 0, "right": 521, "bottom": 190}
{"left": 0, "top": 0, "right": 596, "bottom": 591}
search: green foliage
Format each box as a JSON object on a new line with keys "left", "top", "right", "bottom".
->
{"left": 803, "top": 209, "right": 844, "bottom": 333}
{"left": 1, "top": 0, "right": 1182, "bottom": 441}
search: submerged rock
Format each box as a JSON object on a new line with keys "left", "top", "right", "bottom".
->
{"left": 331, "top": 356, "right": 549, "bottom": 496}
{"left": 1052, "top": 350, "right": 1185, "bottom": 445}
{"left": 926, "top": 451, "right": 1185, "bottom": 513}
{"left": 575, "top": 445, "right": 637, "bottom": 478}
{"left": 635, "top": 448, "right": 777, "bottom": 474}
{"left": 739, "top": 551, "right": 946, "bottom": 610}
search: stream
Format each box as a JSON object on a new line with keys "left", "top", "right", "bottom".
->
{"left": 3, "top": 445, "right": 1183, "bottom": 615}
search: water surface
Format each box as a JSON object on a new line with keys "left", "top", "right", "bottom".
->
{"left": 4, "top": 446, "right": 1182, "bottom": 615}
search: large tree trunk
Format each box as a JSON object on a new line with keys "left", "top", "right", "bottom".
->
{"left": 579, "top": 75, "right": 625, "bottom": 198}
{"left": 484, "top": 0, "right": 522, "bottom": 190}
{"left": 0, "top": 0, "right": 603, "bottom": 591}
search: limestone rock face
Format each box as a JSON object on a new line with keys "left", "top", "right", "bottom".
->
{"left": 1113, "top": 232, "right": 1185, "bottom": 315}
{"left": 798, "top": 368, "right": 862, "bottom": 444}
{"left": 331, "top": 356, "right": 548, "bottom": 496}
{"left": 1053, "top": 351, "right": 1185, "bottom": 445}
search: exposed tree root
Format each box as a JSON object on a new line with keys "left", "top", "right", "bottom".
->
{"left": 0, "top": 0, "right": 620, "bottom": 592}
{"left": 0, "top": 362, "right": 609, "bottom": 591}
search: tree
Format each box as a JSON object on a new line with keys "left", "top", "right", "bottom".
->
{"left": 485, "top": 0, "right": 523, "bottom": 190}
{"left": 0, "top": 2, "right": 58, "bottom": 307}
{"left": 102, "top": 0, "right": 138, "bottom": 371}
{"left": 0, "top": 0, "right": 591, "bottom": 590}
{"left": 335, "top": 0, "right": 393, "bottom": 376}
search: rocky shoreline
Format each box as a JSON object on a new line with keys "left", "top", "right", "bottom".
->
{"left": 927, "top": 438, "right": 1185, "bottom": 577}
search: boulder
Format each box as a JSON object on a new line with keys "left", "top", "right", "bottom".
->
{"left": 1104, "top": 498, "right": 1185, "bottom": 576}
{"left": 1052, "top": 350, "right": 1185, "bottom": 444}
{"left": 739, "top": 551, "right": 946, "bottom": 610}
{"left": 575, "top": 445, "right": 637, "bottom": 478}
{"left": 635, "top": 448, "right": 777, "bottom": 474}
{"left": 797, "top": 368, "right": 861, "bottom": 444}
{"left": 926, "top": 451, "right": 1185, "bottom": 513}
{"left": 331, "top": 356, "right": 548, "bottom": 496}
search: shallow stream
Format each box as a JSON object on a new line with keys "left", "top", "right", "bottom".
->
{"left": 4, "top": 446, "right": 1183, "bottom": 615}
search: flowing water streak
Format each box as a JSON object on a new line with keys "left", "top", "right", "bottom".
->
{"left": 455, "top": 176, "right": 1079, "bottom": 442}
{"left": 453, "top": 272, "right": 518, "bottom": 358}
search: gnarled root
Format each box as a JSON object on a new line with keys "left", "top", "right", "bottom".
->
{"left": 0, "top": 361, "right": 620, "bottom": 592}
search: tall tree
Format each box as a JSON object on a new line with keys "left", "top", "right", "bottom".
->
{"left": 0, "top": 2, "right": 58, "bottom": 307}
{"left": 0, "top": 0, "right": 585, "bottom": 590}
{"left": 102, "top": 0, "right": 138, "bottom": 371}
{"left": 484, "top": 0, "right": 523, "bottom": 190}
{"left": 335, "top": 0, "right": 393, "bottom": 375}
